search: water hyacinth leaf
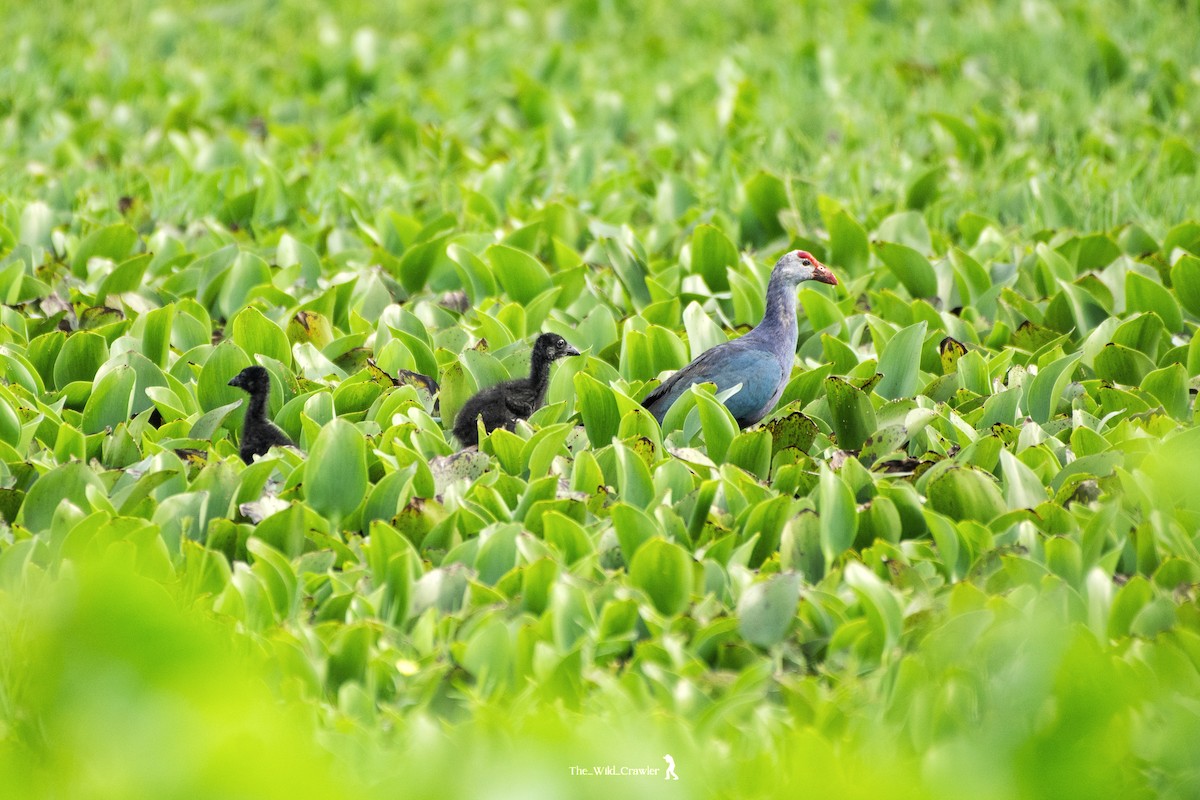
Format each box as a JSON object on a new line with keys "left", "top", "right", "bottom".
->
{"left": 629, "top": 537, "right": 692, "bottom": 616}
{"left": 475, "top": 525, "right": 518, "bottom": 586}
{"left": 287, "top": 310, "right": 334, "bottom": 350}
{"left": 859, "top": 425, "right": 908, "bottom": 467}
{"left": 824, "top": 205, "right": 870, "bottom": 277}
{"left": 819, "top": 465, "right": 857, "bottom": 567}
{"left": 304, "top": 418, "right": 368, "bottom": 525}
{"left": 96, "top": 253, "right": 151, "bottom": 301}
{"left": 927, "top": 467, "right": 1006, "bottom": 523}
{"left": 232, "top": 307, "right": 292, "bottom": 366}
{"left": 1093, "top": 344, "right": 1154, "bottom": 385}
{"left": 1025, "top": 354, "right": 1080, "bottom": 423}
{"left": 575, "top": 372, "right": 621, "bottom": 447}
{"left": 53, "top": 332, "right": 108, "bottom": 389}
{"left": 140, "top": 304, "right": 175, "bottom": 368}
{"left": 189, "top": 400, "right": 245, "bottom": 442}
{"left": 692, "top": 385, "right": 738, "bottom": 462}
{"left": 1170, "top": 255, "right": 1200, "bottom": 316}
{"left": 843, "top": 561, "right": 903, "bottom": 651}
{"left": 446, "top": 243, "right": 498, "bottom": 303}
{"left": 999, "top": 449, "right": 1049, "bottom": 510}
{"left": 18, "top": 461, "right": 106, "bottom": 533}
{"left": 613, "top": 440, "right": 655, "bottom": 509}
{"left": 875, "top": 241, "right": 937, "bottom": 297}
{"left": 741, "top": 171, "right": 788, "bottom": 242}
{"left": 1125, "top": 270, "right": 1182, "bottom": 332}
{"left": 682, "top": 302, "right": 727, "bottom": 360}
{"left": 824, "top": 376, "right": 877, "bottom": 451}
{"left": 939, "top": 336, "right": 968, "bottom": 375}
{"left": 197, "top": 340, "right": 253, "bottom": 423}
{"left": 81, "top": 365, "right": 135, "bottom": 434}
{"left": 72, "top": 223, "right": 138, "bottom": 278}
{"left": 737, "top": 572, "right": 801, "bottom": 649}
{"left": 726, "top": 429, "right": 772, "bottom": 479}
{"left": 1142, "top": 364, "right": 1189, "bottom": 421}
{"left": 876, "top": 321, "right": 927, "bottom": 400}
{"left": 218, "top": 252, "right": 273, "bottom": 319}
{"left": 597, "top": 229, "right": 652, "bottom": 309}
{"left": 766, "top": 411, "right": 819, "bottom": 456}
{"left": 461, "top": 616, "right": 513, "bottom": 695}
{"left": 690, "top": 223, "right": 737, "bottom": 292}
{"left": 486, "top": 245, "right": 552, "bottom": 305}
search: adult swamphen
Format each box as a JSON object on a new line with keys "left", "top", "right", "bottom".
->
{"left": 228, "top": 365, "right": 297, "bottom": 463}
{"left": 453, "top": 333, "right": 581, "bottom": 447}
{"left": 641, "top": 250, "right": 837, "bottom": 427}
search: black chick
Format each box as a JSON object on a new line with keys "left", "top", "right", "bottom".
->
{"left": 453, "top": 333, "right": 580, "bottom": 448}
{"left": 228, "top": 366, "right": 296, "bottom": 464}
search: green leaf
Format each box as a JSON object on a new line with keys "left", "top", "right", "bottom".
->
{"left": 1170, "top": 254, "right": 1200, "bottom": 316}
{"left": 690, "top": 224, "right": 737, "bottom": 292}
{"left": 81, "top": 365, "right": 135, "bottom": 434}
{"left": 819, "top": 465, "right": 857, "bottom": 567}
{"left": 231, "top": 307, "right": 292, "bottom": 367}
{"left": 1126, "top": 270, "right": 1182, "bottom": 332}
{"left": 96, "top": 253, "right": 151, "bottom": 300}
{"left": 628, "top": 537, "right": 692, "bottom": 616}
{"left": 197, "top": 341, "right": 253, "bottom": 428}
{"left": 575, "top": 372, "right": 622, "bottom": 447}
{"left": 843, "top": 561, "right": 904, "bottom": 651}
{"left": 1143, "top": 364, "right": 1190, "bottom": 420}
{"left": 737, "top": 573, "right": 801, "bottom": 649}
{"left": 682, "top": 301, "right": 727, "bottom": 361}
{"left": 927, "top": 467, "right": 1006, "bottom": 523}
{"left": 486, "top": 245, "right": 552, "bottom": 305}
{"left": 19, "top": 461, "right": 106, "bottom": 533}
{"left": 303, "top": 418, "right": 368, "bottom": 525}
{"left": 72, "top": 223, "right": 138, "bottom": 278}
{"left": 53, "top": 332, "right": 108, "bottom": 389}
{"left": 693, "top": 384, "right": 738, "bottom": 462}
{"left": 824, "top": 376, "right": 877, "bottom": 450}
{"left": 1094, "top": 343, "right": 1155, "bottom": 385}
{"left": 875, "top": 242, "right": 938, "bottom": 297}
{"left": 189, "top": 400, "right": 245, "bottom": 441}
{"left": 1025, "top": 353, "right": 1080, "bottom": 424}
{"left": 823, "top": 204, "right": 869, "bottom": 277}
{"left": 875, "top": 321, "right": 927, "bottom": 400}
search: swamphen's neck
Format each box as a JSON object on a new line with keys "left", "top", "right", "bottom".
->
{"left": 745, "top": 269, "right": 800, "bottom": 359}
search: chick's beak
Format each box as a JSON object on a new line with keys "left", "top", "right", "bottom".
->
{"left": 813, "top": 264, "right": 839, "bottom": 286}
{"left": 227, "top": 376, "right": 241, "bottom": 388}
{"left": 564, "top": 344, "right": 582, "bottom": 357}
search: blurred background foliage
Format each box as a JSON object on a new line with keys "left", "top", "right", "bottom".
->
{"left": 2, "top": 0, "right": 1200, "bottom": 798}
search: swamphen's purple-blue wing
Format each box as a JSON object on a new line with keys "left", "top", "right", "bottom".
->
{"left": 641, "top": 342, "right": 786, "bottom": 427}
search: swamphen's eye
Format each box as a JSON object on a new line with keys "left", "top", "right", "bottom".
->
{"left": 801, "top": 258, "right": 812, "bottom": 267}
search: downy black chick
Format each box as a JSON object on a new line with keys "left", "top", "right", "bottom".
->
{"left": 453, "top": 333, "right": 580, "bottom": 448}
{"left": 228, "top": 365, "right": 296, "bottom": 464}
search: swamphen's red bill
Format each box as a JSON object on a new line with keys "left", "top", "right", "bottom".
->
{"left": 813, "top": 264, "right": 838, "bottom": 285}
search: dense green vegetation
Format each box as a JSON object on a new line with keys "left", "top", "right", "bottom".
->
{"left": 3, "top": 0, "right": 1200, "bottom": 796}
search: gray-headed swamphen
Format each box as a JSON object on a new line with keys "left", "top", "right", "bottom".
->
{"left": 228, "top": 365, "right": 297, "bottom": 463}
{"left": 641, "top": 250, "right": 838, "bottom": 427}
{"left": 453, "top": 333, "right": 581, "bottom": 447}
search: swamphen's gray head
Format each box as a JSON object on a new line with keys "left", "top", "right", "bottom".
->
{"left": 533, "top": 333, "right": 581, "bottom": 361}
{"left": 773, "top": 250, "right": 838, "bottom": 287}
{"left": 228, "top": 365, "right": 272, "bottom": 395}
